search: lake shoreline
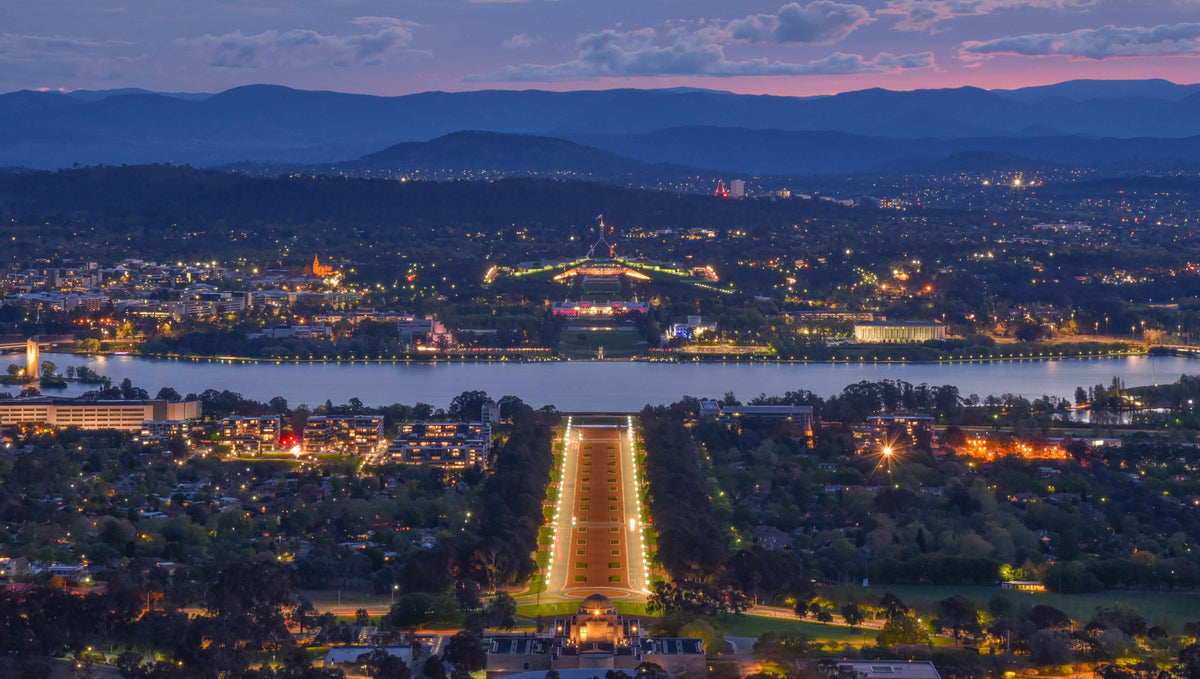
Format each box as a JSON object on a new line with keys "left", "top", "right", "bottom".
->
{"left": 46, "top": 346, "right": 1162, "bottom": 367}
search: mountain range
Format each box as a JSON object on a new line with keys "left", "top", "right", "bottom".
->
{"left": 3, "top": 79, "right": 1200, "bottom": 174}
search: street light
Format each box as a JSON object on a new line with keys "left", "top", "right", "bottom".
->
{"left": 391, "top": 583, "right": 398, "bottom": 604}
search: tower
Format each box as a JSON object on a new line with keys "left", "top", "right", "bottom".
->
{"left": 26, "top": 338, "right": 39, "bottom": 380}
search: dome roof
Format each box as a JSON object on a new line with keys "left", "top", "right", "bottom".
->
{"left": 579, "top": 593, "right": 616, "bottom": 613}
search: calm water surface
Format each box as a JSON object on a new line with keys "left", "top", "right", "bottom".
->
{"left": 3, "top": 353, "right": 1196, "bottom": 412}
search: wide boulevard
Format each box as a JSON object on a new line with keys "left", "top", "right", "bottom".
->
{"left": 544, "top": 415, "right": 649, "bottom": 601}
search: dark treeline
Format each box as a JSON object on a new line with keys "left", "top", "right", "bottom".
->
{"left": 0, "top": 165, "right": 848, "bottom": 233}
{"left": 0, "top": 560, "right": 345, "bottom": 679}
{"left": 642, "top": 404, "right": 816, "bottom": 622}
{"left": 470, "top": 405, "right": 556, "bottom": 588}
{"left": 641, "top": 404, "right": 729, "bottom": 579}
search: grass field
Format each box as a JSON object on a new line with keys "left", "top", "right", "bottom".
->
{"left": 852, "top": 584, "right": 1200, "bottom": 629}
{"left": 557, "top": 326, "right": 647, "bottom": 358}
{"left": 713, "top": 616, "right": 880, "bottom": 644}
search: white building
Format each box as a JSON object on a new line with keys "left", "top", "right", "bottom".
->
{"left": 853, "top": 321, "right": 946, "bottom": 343}
{"left": 0, "top": 399, "right": 200, "bottom": 432}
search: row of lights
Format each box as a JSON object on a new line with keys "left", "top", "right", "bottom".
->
{"left": 545, "top": 416, "right": 573, "bottom": 587}
{"left": 627, "top": 415, "right": 651, "bottom": 593}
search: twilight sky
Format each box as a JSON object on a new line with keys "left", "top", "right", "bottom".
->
{"left": 1, "top": 0, "right": 1198, "bottom": 96}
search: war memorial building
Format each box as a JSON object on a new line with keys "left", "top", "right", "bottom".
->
{"left": 486, "top": 594, "right": 705, "bottom": 678}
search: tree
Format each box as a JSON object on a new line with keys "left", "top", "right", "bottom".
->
{"left": 483, "top": 592, "right": 517, "bottom": 630}
{"left": 878, "top": 591, "right": 909, "bottom": 620}
{"left": 934, "top": 595, "right": 980, "bottom": 642}
{"left": 876, "top": 614, "right": 930, "bottom": 647}
{"left": 1074, "top": 387, "right": 1089, "bottom": 406}
{"left": 1024, "top": 604, "right": 1072, "bottom": 630}
{"left": 636, "top": 662, "right": 669, "bottom": 679}
{"left": 840, "top": 603, "right": 863, "bottom": 629}
{"left": 941, "top": 426, "right": 967, "bottom": 450}
{"left": 987, "top": 594, "right": 1013, "bottom": 619}
{"left": 423, "top": 655, "right": 447, "bottom": 679}
{"left": 449, "top": 391, "right": 490, "bottom": 421}
{"left": 359, "top": 649, "right": 411, "bottom": 679}
{"left": 40, "top": 361, "right": 57, "bottom": 377}
{"left": 1179, "top": 643, "right": 1200, "bottom": 679}
{"left": 155, "top": 387, "right": 182, "bottom": 401}
{"left": 442, "top": 631, "right": 486, "bottom": 673}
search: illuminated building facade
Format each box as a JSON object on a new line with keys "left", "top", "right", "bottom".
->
{"left": 387, "top": 422, "right": 492, "bottom": 469}
{"left": 853, "top": 321, "right": 946, "bottom": 343}
{"left": 0, "top": 398, "right": 200, "bottom": 432}
{"left": 486, "top": 594, "right": 704, "bottom": 676}
{"left": 219, "top": 415, "right": 281, "bottom": 454}
{"left": 138, "top": 420, "right": 194, "bottom": 445}
{"left": 551, "top": 301, "right": 649, "bottom": 317}
{"left": 303, "top": 415, "right": 385, "bottom": 454}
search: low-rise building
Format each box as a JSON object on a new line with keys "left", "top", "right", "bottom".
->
{"left": 246, "top": 324, "right": 333, "bottom": 340}
{"left": 811, "top": 660, "right": 941, "bottom": 679}
{"left": 868, "top": 414, "right": 934, "bottom": 442}
{"left": 551, "top": 301, "right": 649, "bottom": 317}
{"left": 220, "top": 415, "right": 281, "bottom": 454}
{"left": 665, "top": 315, "right": 717, "bottom": 341}
{"left": 387, "top": 422, "right": 491, "bottom": 468}
{"left": 853, "top": 321, "right": 946, "bottom": 343}
{"left": 303, "top": 415, "right": 385, "bottom": 454}
{"left": 138, "top": 420, "right": 194, "bottom": 446}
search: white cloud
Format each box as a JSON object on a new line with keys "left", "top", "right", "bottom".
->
{"left": 502, "top": 33, "right": 544, "bottom": 49}
{"left": 880, "top": 0, "right": 1098, "bottom": 32}
{"left": 961, "top": 22, "right": 1200, "bottom": 59}
{"left": 466, "top": 27, "right": 932, "bottom": 81}
{"left": 176, "top": 25, "right": 416, "bottom": 68}
{"left": 726, "top": 1, "right": 873, "bottom": 44}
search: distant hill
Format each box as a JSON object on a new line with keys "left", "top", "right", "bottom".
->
{"left": 349, "top": 130, "right": 715, "bottom": 177}
{"left": 228, "top": 130, "right": 733, "bottom": 189}
{"left": 569, "top": 127, "right": 1200, "bottom": 175}
{"left": 3, "top": 80, "right": 1200, "bottom": 169}
{"left": 992, "top": 79, "right": 1200, "bottom": 103}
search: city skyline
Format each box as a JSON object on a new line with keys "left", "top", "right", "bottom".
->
{"left": 2, "top": 0, "right": 1199, "bottom": 96}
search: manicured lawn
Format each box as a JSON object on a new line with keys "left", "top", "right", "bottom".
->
{"left": 714, "top": 615, "right": 873, "bottom": 643}
{"left": 557, "top": 328, "right": 647, "bottom": 358}
{"left": 854, "top": 584, "right": 1200, "bottom": 628}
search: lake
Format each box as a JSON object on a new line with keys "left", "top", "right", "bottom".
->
{"left": 2, "top": 353, "right": 1194, "bottom": 412}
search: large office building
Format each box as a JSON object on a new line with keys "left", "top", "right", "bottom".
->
{"left": 303, "top": 415, "right": 385, "bottom": 455}
{"left": 699, "top": 400, "right": 814, "bottom": 440}
{"left": 219, "top": 415, "right": 282, "bottom": 454}
{"left": 853, "top": 321, "right": 947, "bottom": 343}
{"left": 387, "top": 422, "right": 492, "bottom": 469}
{"left": 0, "top": 398, "right": 200, "bottom": 432}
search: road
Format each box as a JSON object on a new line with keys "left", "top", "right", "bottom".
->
{"left": 543, "top": 415, "right": 647, "bottom": 602}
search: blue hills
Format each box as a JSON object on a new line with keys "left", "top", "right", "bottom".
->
{"left": 2, "top": 79, "right": 1200, "bottom": 174}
